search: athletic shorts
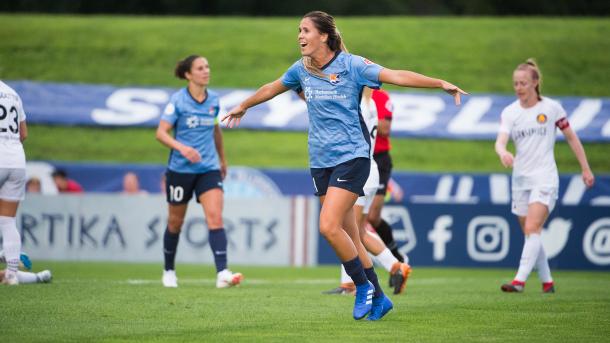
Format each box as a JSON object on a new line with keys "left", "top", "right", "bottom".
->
{"left": 310, "top": 158, "right": 370, "bottom": 197}
{"left": 511, "top": 187, "right": 558, "bottom": 217}
{"left": 373, "top": 151, "right": 392, "bottom": 195}
{"left": 0, "top": 168, "right": 26, "bottom": 201}
{"left": 355, "top": 160, "right": 380, "bottom": 213}
{"left": 165, "top": 169, "right": 223, "bottom": 204}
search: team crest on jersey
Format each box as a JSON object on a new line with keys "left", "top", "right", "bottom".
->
{"left": 362, "top": 58, "right": 374, "bottom": 65}
{"left": 328, "top": 74, "right": 340, "bottom": 85}
{"left": 536, "top": 113, "right": 547, "bottom": 124}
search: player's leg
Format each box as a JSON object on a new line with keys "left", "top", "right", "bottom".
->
{"left": 197, "top": 171, "right": 242, "bottom": 288}
{"left": 320, "top": 187, "right": 374, "bottom": 319}
{"left": 162, "top": 171, "right": 194, "bottom": 288}
{"left": 0, "top": 169, "right": 25, "bottom": 286}
{"left": 16, "top": 270, "right": 52, "bottom": 284}
{"left": 502, "top": 189, "right": 550, "bottom": 293}
{"left": 368, "top": 153, "right": 404, "bottom": 263}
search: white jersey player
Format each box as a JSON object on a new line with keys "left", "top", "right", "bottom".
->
{"left": 495, "top": 59, "right": 594, "bottom": 293}
{"left": 0, "top": 80, "right": 28, "bottom": 285}
{"left": 325, "top": 88, "right": 411, "bottom": 296}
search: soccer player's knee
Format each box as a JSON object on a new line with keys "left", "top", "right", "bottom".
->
{"left": 206, "top": 213, "right": 223, "bottom": 228}
{"left": 319, "top": 217, "right": 339, "bottom": 239}
{"left": 167, "top": 218, "right": 184, "bottom": 233}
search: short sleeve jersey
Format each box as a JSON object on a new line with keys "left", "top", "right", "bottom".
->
{"left": 499, "top": 97, "right": 568, "bottom": 190}
{"left": 281, "top": 52, "right": 383, "bottom": 168}
{"left": 372, "top": 89, "right": 393, "bottom": 154}
{"left": 161, "top": 88, "right": 220, "bottom": 174}
{"left": 0, "top": 81, "right": 27, "bottom": 169}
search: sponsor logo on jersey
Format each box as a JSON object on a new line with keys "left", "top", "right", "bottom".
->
{"left": 328, "top": 74, "right": 340, "bottom": 85}
{"left": 363, "top": 58, "right": 374, "bottom": 65}
{"left": 536, "top": 113, "right": 547, "bottom": 124}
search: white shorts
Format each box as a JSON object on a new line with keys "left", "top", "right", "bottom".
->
{"left": 355, "top": 161, "right": 380, "bottom": 214}
{"left": 0, "top": 168, "right": 26, "bottom": 201}
{"left": 511, "top": 187, "right": 558, "bottom": 217}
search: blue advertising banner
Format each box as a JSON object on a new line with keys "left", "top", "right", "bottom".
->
{"left": 8, "top": 80, "right": 610, "bottom": 141}
{"left": 317, "top": 203, "right": 610, "bottom": 270}
{"left": 25, "top": 161, "right": 610, "bottom": 269}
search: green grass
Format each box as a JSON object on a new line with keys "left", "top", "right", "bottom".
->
{"left": 4, "top": 15, "right": 610, "bottom": 171}
{"left": 25, "top": 125, "right": 610, "bottom": 172}
{"left": 4, "top": 262, "right": 610, "bottom": 342}
{"left": 2, "top": 15, "right": 610, "bottom": 96}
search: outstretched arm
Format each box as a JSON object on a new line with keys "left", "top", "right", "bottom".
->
{"left": 222, "top": 79, "right": 290, "bottom": 128}
{"left": 563, "top": 126, "right": 595, "bottom": 187}
{"left": 379, "top": 68, "right": 467, "bottom": 105}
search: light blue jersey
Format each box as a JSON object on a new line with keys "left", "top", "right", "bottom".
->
{"left": 281, "top": 52, "right": 383, "bottom": 168}
{"left": 161, "top": 88, "right": 220, "bottom": 174}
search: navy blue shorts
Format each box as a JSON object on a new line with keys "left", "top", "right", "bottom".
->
{"left": 165, "top": 169, "right": 223, "bottom": 204}
{"left": 310, "top": 157, "right": 370, "bottom": 196}
{"left": 373, "top": 151, "right": 393, "bottom": 195}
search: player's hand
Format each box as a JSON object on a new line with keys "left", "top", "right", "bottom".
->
{"left": 220, "top": 160, "right": 227, "bottom": 180}
{"left": 583, "top": 169, "right": 595, "bottom": 188}
{"left": 221, "top": 105, "right": 247, "bottom": 128}
{"left": 499, "top": 151, "right": 514, "bottom": 168}
{"left": 440, "top": 80, "right": 468, "bottom": 106}
{"left": 180, "top": 146, "right": 201, "bottom": 163}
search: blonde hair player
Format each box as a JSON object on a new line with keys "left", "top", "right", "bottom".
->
{"left": 223, "top": 11, "right": 466, "bottom": 320}
{"left": 495, "top": 59, "right": 595, "bottom": 293}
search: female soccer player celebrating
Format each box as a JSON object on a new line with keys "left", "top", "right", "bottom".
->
{"left": 156, "top": 55, "right": 242, "bottom": 289}
{"left": 223, "top": 11, "right": 465, "bottom": 320}
{"left": 496, "top": 59, "right": 594, "bottom": 293}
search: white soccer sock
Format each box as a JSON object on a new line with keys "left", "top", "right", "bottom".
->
{"left": 375, "top": 248, "right": 399, "bottom": 272}
{"left": 536, "top": 244, "right": 553, "bottom": 283}
{"left": 0, "top": 216, "right": 21, "bottom": 272}
{"left": 16, "top": 271, "right": 38, "bottom": 284}
{"left": 515, "top": 233, "right": 542, "bottom": 282}
{"left": 340, "top": 264, "right": 353, "bottom": 284}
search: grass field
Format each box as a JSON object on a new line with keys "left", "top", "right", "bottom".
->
{"left": 3, "top": 262, "right": 610, "bottom": 342}
{"left": 25, "top": 125, "right": 610, "bottom": 172}
{"left": 3, "top": 15, "right": 610, "bottom": 172}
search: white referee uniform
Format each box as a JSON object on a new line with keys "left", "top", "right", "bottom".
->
{"left": 0, "top": 81, "right": 27, "bottom": 201}
{"left": 355, "top": 95, "right": 380, "bottom": 213}
{"left": 499, "top": 97, "right": 567, "bottom": 216}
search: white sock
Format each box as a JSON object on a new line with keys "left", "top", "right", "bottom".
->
{"left": 515, "top": 233, "right": 541, "bottom": 282}
{"left": 340, "top": 265, "right": 353, "bottom": 284}
{"left": 536, "top": 244, "right": 553, "bottom": 283}
{"left": 375, "top": 248, "right": 399, "bottom": 272}
{"left": 17, "top": 271, "right": 38, "bottom": 284}
{"left": 0, "top": 216, "right": 21, "bottom": 272}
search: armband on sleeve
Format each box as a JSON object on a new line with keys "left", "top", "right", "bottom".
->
{"left": 555, "top": 117, "right": 570, "bottom": 130}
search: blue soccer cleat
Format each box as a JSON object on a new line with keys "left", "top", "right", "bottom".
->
{"left": 366, "top": 294, "right": 394, "bottom": 321}
{"left": 353, "top": 281, "right": 374, "bottom": 320}
{"left": 20, "top": 252, "right": 32, "bottom": 271}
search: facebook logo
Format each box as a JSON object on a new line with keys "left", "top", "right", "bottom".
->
{"left": 427, "top": 215, "right": 453, "bottom": 261}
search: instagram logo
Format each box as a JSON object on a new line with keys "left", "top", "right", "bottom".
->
{"left": 583, "top": 218, "right": 610, "bottom": 265}
{"left": 467, "top": 216, "right": 510, "bottom": 262}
